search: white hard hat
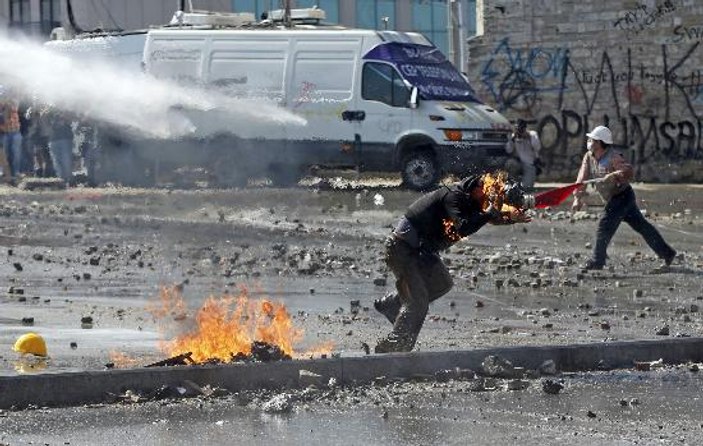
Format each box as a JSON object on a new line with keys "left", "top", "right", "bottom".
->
{"left": 586, "top": 125, "right": 613, "bottom": 145}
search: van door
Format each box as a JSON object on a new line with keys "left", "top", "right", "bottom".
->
{"left": 286, "top": 38, "right": 361, "bottom": 167}
{"left": 352, "top": 60, "right": 413, "bottom": 170}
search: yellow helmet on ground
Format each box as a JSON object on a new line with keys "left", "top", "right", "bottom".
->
{"left": 12, "top": 332, "right": 48, "bottom": 357}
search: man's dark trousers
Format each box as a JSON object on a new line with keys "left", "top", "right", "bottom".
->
{"left": 376, "top": 235, "right": 453, "bottom": 352}
{"left": 592, "top": 186, "right": 675, "bottom": 266}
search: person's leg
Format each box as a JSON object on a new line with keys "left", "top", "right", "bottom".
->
{"left": 40, "top": 142, "right": 55, "bottom": 177}
{"left": 589, "top": 191, "right": 628, "bottom": 268}
{"left": 521, "top": 162, "right": 537, "bottom": 190}
{"left": 622, "top": 194, "right": 676, "bottom": 262}
{"left": 423, "top": 251, "right": 453, "bottom": 302}
{"left": 20, "top": 133, "right": 33, "bottom": 174}
{"left": 376, "top": 240, "right": 431, "bottom": 353}
{"left": 374, "top": 236, "right": 404, "bottom": 324}
{"left": 10, "top": 133, "right": 23, "bottom": 178}
{"left": 49, "top": 139, "right": 72, "bottom": 182}
{"left": 4, "top": 133, "right": 15, "bottom": 177}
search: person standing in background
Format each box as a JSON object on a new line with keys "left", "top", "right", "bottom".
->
{"left": 0, "top": 88, "right": 24, "bottom": 183}
{"left": 505, "top": 119, "right": 541, "bottom": 190}
{"left": 45, "top": 107, "right": 75, "bottom": 185}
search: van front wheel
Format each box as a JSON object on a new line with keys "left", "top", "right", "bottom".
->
{"left": 401, "top": 151, "right": 440, "bottom": 191}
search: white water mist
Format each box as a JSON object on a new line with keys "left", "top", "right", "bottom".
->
{"left": 0, "top": 33, "right": 306, "bottom": 139}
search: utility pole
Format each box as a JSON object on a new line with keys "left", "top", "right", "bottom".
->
{"left": 447, "top": 0, "right": 465, "bottom": 71}
{"left": 284, "top": 0, "right": 292, "bottom": 27}
{"left": 447, "top": 0, "right": 455, "bottom": 66}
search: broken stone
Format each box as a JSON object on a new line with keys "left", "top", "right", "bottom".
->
{"left": 541, "top": 379, "right": 564, "bottom": 394}
{"left": 539, "top": 360, "right": 557, "bottom": 375}
{"left": 649, "top": 358, "right": 665, "bottom": 369}
{"left": 655, "top": 325, "right": 670, "bottom": 336}
{"left": 299, "top": 369, "right": 327, "bottom": 388}
{"left": 262, "top": 394, "right": 294, "bottom": 413}
{"left": 373, "top": 277, "right": 387, "bottom": 286}
{"left": 481, "top": 355, "right": 519, "bottom": 378}
{"left": 690, "top": 304, "right": 699, "bottom": 313}
{"left": 506, "top": 379, "right": 529, "bottom": 391}
{"left": 540, "top": 308, "right": 551, "bottom": 316}
{"left": 634, "top": 361, "right": 651, "bottom": 371}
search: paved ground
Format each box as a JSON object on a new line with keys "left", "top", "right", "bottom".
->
{"left": 2, "top": 368, "right": 702, "bottom": 445}
{"left": 0, "top": 177, "right": 701, "bottom": 444}
{"left": 1, "top": 179, "right": 701, "bottom": 373}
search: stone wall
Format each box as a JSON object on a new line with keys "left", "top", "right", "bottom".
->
{"left": 467, "top": 0, "right": 703, "bottom": 182}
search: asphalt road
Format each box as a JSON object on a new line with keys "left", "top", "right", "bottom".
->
{"left": 1, "top": 368, "right": 702, "bottom": 445}
{"left": 0, "top": 179, "right": 702, "bottom": 444}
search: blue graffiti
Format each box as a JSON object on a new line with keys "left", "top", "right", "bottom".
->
{"left": 481, "top": 38, "right": 570, "bottom": 112}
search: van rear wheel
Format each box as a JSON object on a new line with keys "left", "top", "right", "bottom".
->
{"left": 401, "top": 151, "right": 440, "bottom": 191}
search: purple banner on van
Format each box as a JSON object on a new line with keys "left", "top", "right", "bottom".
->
{"left": 363, "top": 42, "right": 481, "bottom": 103}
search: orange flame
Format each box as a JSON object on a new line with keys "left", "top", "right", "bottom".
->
{"left": 442, "top": 218, "right": 462, "bottom": 243}
{"left": 153, "top": 286, "right": 332, "bottom": 363}
{"left": 480, "top": 171, "right": 528, "bottom": 223}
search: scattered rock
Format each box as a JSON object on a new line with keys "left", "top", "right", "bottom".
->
{"left": 262, "top": 393, "right": 294, "bottom": 413}
{"left": 633, "top": 289, "right": 644, "bottom": 298}
{"left": 12, "top": 262, "right": 23, "bottom": 272}
{"left": 541, "top": 379, "right": 564, "bottom": 394}
{"left": 655, "top": 325, "right": 670, "bottom": 336}
{"left": 21, "top": 317, "right": 34, "bottom": 326}
{"left": 481, "top": 355, "right": 519, "bottom": 378}
{"left": 373, "top": 277, "right": 387, "bottom": 286}
{"left": 506, "top": 379, "right": 529, "bottom": 391}
{"left": 299, "top": 369, "right": 328, "bottom": 388}
{"left": 539, "top": 360, "right": 557, "bottom": 375}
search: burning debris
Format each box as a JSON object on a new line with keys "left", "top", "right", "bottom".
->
{"left": 146, "top": 285, "right": 331, "bottom": 366}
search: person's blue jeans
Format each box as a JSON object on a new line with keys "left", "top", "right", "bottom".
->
{"left": 591, "top": 186, "right": 675, "bottom": 266}
{"left": 49, "top": 139, "right": 73, "bottom": 183}
{"left": 3, "top": 131, "right": 23, "bottom": 178}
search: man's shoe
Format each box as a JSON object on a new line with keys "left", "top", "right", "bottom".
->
{"left": 374, "top": 293, "right": 401, "bottom": 324}
{"left": 664, "top": 250, "right": 677, "bottom": 267}
{"left": 374, "top": 336, "right": 413, "bottom": 354}
{"left": 582, "top": 260, "right": 604, "bottom": 271}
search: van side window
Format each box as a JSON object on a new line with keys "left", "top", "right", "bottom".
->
{"left": 362, "top": 62, "right": 410, "bottom": 107}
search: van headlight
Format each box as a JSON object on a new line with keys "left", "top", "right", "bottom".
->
{"left": 443, "top": 129, "right": 463, "bottom": 142}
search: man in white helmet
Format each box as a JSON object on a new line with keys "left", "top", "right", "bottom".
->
{"left": 572, "top": 125, "right": 676, "bottom": 270}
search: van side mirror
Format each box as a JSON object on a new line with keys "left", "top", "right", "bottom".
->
{"left": 409, "top": 86, "right": 419, "bottom": 109}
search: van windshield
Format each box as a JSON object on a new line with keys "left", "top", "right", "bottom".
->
{"left": 363, "top": 42, "right": 481, "bottom": 103}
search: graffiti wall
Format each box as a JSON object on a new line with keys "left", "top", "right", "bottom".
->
{"left": 467, "top": 0, "right": 703, "bottom": 181}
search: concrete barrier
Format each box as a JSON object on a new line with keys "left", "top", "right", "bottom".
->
{"left": 2, "top": 337, "right": 702, "bottom": 409}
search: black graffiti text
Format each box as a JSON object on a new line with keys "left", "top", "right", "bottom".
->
{"left": 672, "top": 25, "right": 703, "bottom": 43}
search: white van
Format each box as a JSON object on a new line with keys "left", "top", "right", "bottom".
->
{"left": 48, "top": 10, "right": 511, "bottom": 189}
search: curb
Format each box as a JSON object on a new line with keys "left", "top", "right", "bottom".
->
{"left": 1, "top": 337, "right": 702, "bottom": 409}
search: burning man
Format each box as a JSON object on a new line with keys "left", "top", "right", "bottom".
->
{"left": 572, "top": 125, "right": 676, "bottom": 270}
{"left": 374, "top": 173, "right": 532, "bottom": 353}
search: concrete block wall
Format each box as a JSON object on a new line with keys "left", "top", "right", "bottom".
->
{"left": 467, "top": 0, "right": 703, "bottom": 182}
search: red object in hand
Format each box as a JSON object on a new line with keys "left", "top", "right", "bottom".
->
{"left": 534, "top": 179, "right": 602, "bottom": 209}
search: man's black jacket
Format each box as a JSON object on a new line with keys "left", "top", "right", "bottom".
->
{"left": 405, "top": 176, "right": 491, "bottom": 252}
